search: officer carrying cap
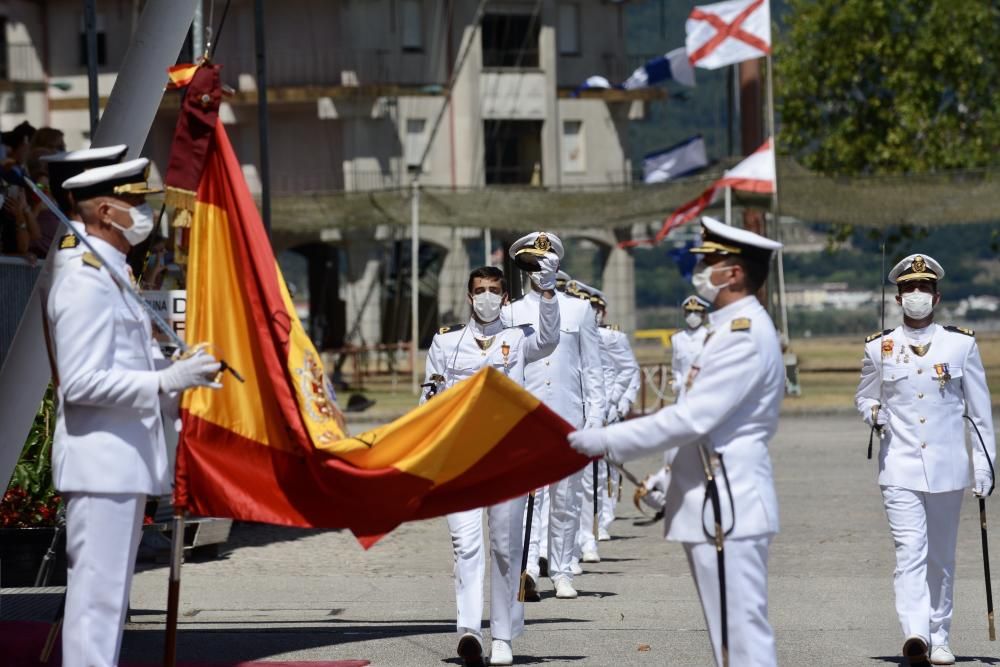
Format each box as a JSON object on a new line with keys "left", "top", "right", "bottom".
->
{"left": 61, "top": 157, "right": 162, "bottom": 202}
{"left": 591, "top": 289, "right": 608, "bottom": 309}
{"left": 41, "top": 144, "right": 128, "bottom": 213}
{"left": 509, "top": 231, "right": 564, "bottom": 272}
{"left": 682, "top": 295, "right": 711, "bottom": 312}
{"left": 888, "top": 254, "right": 944, "bottom": 285}
{"left": 555, "top": 269, "right": 571, "bottom": 291}
{"left": 690, "top": 216, "right": 782, "bottom": 265}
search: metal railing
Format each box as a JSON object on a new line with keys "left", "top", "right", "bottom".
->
{"left": 0, "top": 257, "right": 41, "bottom": 367}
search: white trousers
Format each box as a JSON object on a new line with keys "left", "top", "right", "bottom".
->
{"left": 684, "top": 535, "right": 776, "bottom": 667}
{"left": 881, "top": 486, "right": 964, "bottom": 646}
{"left": 601, "top": 463, "right": 620, "bottom": 532}
{"left": 63, "top": 492, "right": 145, "bottom": 667}
{"left": 447, "top": 494, "right": 527, "bottom": 642}
{"left": 577, "top": 461, "right": 605, "bottom": 555}
{"left": 525, "top": 468, "right": 584, "bottom": 581}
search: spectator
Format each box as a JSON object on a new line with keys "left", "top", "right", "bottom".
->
{"left": 26, "top": 147, "right": 60, "bottom": 257}
{"left": 31, "top": 127, "right": 66, "bottom": 153}
{"left": 1, "top": 120, "right": 36, "bottom": 165}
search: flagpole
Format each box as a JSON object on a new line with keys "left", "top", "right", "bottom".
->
{"left": 484, "top": 228, "right": 492, "bottom": 266}
{"left": 724, "top": 186, "right": 732, "bottom": 225}
{"left": 765, "top": 53, "right": 789, "bottom": 341}
{"left": 411, "top": 179, "right": 420, "bottom": 394}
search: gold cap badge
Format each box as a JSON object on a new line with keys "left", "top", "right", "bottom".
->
{"left": 534, "top": 233, "right": 551, "bottom": 253}
{"left": 912, "top": 256, "right": 926, "bottom": 273}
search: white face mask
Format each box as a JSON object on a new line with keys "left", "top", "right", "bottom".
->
{"left": 472, "top": 291, "right": 503, "bottom": 322}
{"left": 901, "top": 291, "right": 934, "bottom": 319}
{"left": 685, "top": 312, "right": 703, "bottom": 329}
{"left": 108, "top": 202, "right": 155, "bottom": 246}
{"left": 691, "top": 264, "right": 732, "bottom": 303}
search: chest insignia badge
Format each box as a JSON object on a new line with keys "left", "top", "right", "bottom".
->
{"left": 881, "top": 339, "right": 894, "bottom": 358}
{"left": 501, "top": 341, "right": 511, "bottom": 373}
{"left": 933, "top": 362, "right": 951, "bottom": 390}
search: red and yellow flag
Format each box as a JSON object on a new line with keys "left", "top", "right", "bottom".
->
{"left": 170, "top": 66, "right": 588, "bottom": 547}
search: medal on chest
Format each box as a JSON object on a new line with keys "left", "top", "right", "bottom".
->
{"left": 881, "top": 339, "right": 894, "bottom": 359}
{"left": 475, "top": 336, "right": 495, "bottom": 356}
{"left": 933, "top": 362, "right": 950, "bottom": 391}
{"left": 501, "top": 341, "right": 511, "bottom": 374}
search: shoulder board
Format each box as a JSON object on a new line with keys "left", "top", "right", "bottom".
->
{"left": 59, "top": 233, "right": 79, "bottom": 250}
{"left": 865, "top": 328, "right": 894, "bottom": 343}
{"left": 438, "top": 323, "right": 465, "bottom": 335}
{"left": 944, "top": 325, "right": 975, "bottom": 337}
{"left": 731, "top": 318, "right": 751, "bottom": 332}
{"left": 81, "top": 252, "right": 102, "bottom": 269}
{"left": 599, "top": 324, "right": 620, "bottom": 331}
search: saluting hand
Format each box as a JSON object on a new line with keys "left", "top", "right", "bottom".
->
{"left": 535, "top": 254, "right": 559, "bottom": 291}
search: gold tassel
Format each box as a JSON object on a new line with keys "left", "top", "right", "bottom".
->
{"left": 172, "top": 207, "right": 193, "bottom": 229}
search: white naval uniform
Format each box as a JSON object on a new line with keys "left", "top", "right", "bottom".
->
{"left": 855, "top": 322, "right": 996, "bottom": 647}
{"left": 601, "top": 325, "right": 641, "bottom": 531}
{"left": 600, "top": 295, "right": 783, "bottom": 667}
{"left": 47, "top": 235, "right": 171, "bottom": 667}
{"left": 423, "top": 295, "right": 559, "bottom": 642}
{"left": 504, "top": 291, "right": 605, "bottom": 584}
{"left": 648, "top": 324, "right": 712, "bottom": 508}
{"left": 580, "top": 324, "right": 642, "bottom": 547}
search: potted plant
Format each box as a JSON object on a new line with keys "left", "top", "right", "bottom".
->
{"left": 0, "top": 387, "right": 67, "bottom": 587}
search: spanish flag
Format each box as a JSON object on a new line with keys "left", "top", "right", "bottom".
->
{"left": 169, "top": 65, "right": 588, "bottom": 547}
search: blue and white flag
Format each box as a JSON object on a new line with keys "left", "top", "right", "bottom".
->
{"left": 623, "top": 47, "right": 696, "bottom": 89}
{"left": 642, "top": 135, "right": 708, "bottom": 184}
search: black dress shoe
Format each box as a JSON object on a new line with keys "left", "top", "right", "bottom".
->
{"left": 457, "top": 632, "right": 484, "bottom": 667}
{"left": 538, "top": 556, "right": 549, "bottom": 578}
{"left": 523, "top": 573, "right": 541, "bottom": 602}
{"left": 903, "top": 635, "right": 929, "bottom": 665}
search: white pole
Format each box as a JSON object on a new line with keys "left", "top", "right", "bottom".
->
{"left": 724, "top": 186, "right": 732, "bottom": 225}
{"left": 192, "top": 1, "right": 204, "bottom": 59}
{"left": 765, "top": 54, "right": 789, "bottom": 341}
{"left": 410, "top": 180, "right": 420, "bottom": 394}
{"left": 484, "top": 228, "right": 492, "bottom": 266}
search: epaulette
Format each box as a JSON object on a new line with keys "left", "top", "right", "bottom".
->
{"left": 944, "top": 325, "right": 975, "bottom": 337}
{"left": 438, "top": 323, "right": 465, "bottom": 335}
{"left": 865, "top": 328, "right": 893, "bottom": 343}
{"left": 81, "top": 252, "right": 102, "bottom": 269}
{"left": 59, "top": 233, "right": 79, "bottom": 250}
{"left": 731, "top": 318, "right": 751, "bottom": 332}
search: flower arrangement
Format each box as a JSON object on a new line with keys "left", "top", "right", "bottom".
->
{"left": 0, "top": 387, "right": 62, "bottom": 528}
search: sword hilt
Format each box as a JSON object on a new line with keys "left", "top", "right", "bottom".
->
{"left": 517, "top": 571, "right": 528, "bottom": 603}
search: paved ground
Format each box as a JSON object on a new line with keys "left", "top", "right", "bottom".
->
{"left": 115, "top": 414, "right": 1000, "bottom": 666}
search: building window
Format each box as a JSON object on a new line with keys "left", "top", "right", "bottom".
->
{"left": 482, "top": 13, "right": 539, "bottom": 68}
{"left": 401, "top": 0, "right": 423, "bottom": 52}
{"left": 405, "top": 118, "right": 428, "bottom": 171}
{"left": 78, "top": 13, "right": 107, "bottom": 67}
{"left": 558, "top": 3, "right": 580, "bottom": 56}
{"left": 562, "top": 120, "right": 585, "bottom": 173}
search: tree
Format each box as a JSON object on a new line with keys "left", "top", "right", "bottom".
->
{"left": 776, "top": 0, "right": 1000, "bottom": 175}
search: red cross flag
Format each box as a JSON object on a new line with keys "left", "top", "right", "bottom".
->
{"left": 686, "top": 0, "right": 771, "bottom": 70}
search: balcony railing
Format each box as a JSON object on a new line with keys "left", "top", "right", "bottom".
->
{"left": 219, "top": 48, "right": 438, "bottom": 89}
{"left": 0, "top": 43, "right": 45, "bottom": 82}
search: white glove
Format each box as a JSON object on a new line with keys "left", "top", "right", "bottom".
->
{"left": 974, "top": 469, "right": 993, "bottom": 497}
{"left": 617, "top": 398, "right": 632, "bottom": 420}
{"left": 867, "top": 404, "right": 889, "bottom": 428}
{"left": 568, "top": 427, "right": 608, "bottom": 458}
{"left": 640, "top": 486, "right": 666, "bottom": 511}
{"left": 534, "top": 254, "right": 559, "bottom": 291}
{"left": 159, "top": 350, "right": 223, "bottom": 393}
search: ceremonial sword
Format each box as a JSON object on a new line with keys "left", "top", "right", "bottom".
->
{"left": 965, "top": 414, "right": 997, "bottom": 640}
{"left": 699, "top": 445, "right": 736, "bottom": 667}
{"left": 592, "top": 459, "right": 600, "bottom": 543}
{"left": 22, "top": 175, "right": 243, "bottom": 382}
{"left": 518, "top": 490, "right": 537, "bottom": 602}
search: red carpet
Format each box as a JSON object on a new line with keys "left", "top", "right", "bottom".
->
{"left": 0, "top": 620, "right": 370, "bottom": 667}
